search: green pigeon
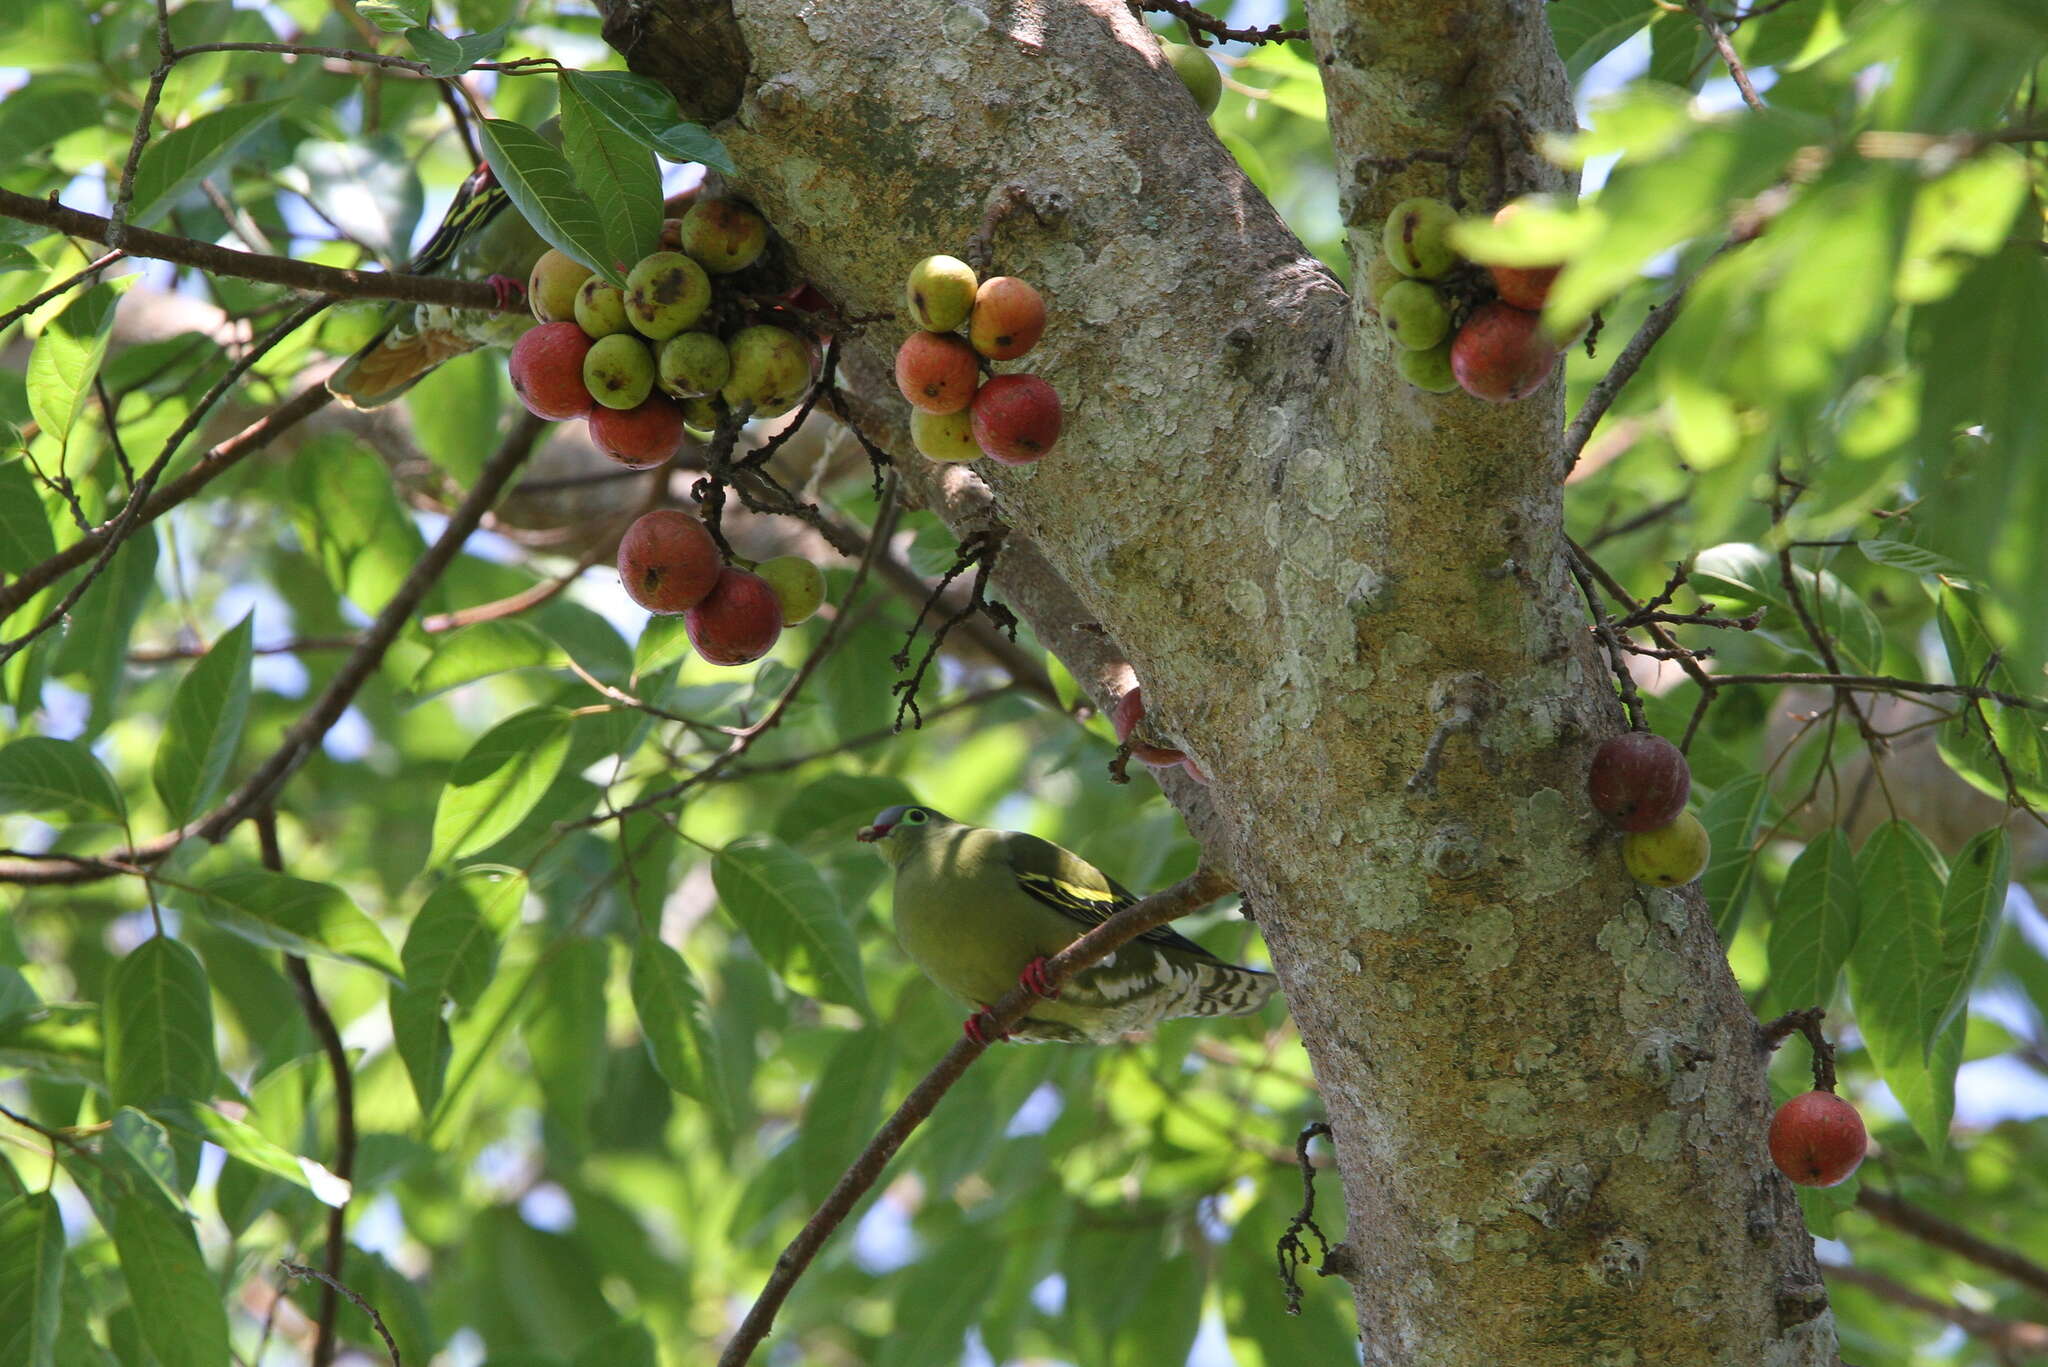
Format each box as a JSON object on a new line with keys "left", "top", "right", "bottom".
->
{"left": 856, "top": 805, "right": 1278, "bottom": 1044}
{"left": 326, "top": 142, "right": 551, "bottom": 408}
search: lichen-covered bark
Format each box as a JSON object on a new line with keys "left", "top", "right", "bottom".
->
{"left": 602, "top": 2, "right": 1837, "bottom": 1361}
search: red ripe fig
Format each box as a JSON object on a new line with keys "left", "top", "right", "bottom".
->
{"left": 1487, "top": 204, "right": 1562, "bottom": 311}
{"left": 970, "top": 374, "right": 1062, "bottom": 465}
{"left": 617, "top": 510, "right": 721, "bottom": 614}
{"left": 1587, "top": 732, "right": 1691, "bottom": 832}
{"left": 894, "top": 332, "right": 981, "bottom": 415}
{"left": 686, "top": 567, "right": 784, "bottom": 666}
{"left": 588, "top": 395, "right": 687, "bottom": 469}
{"left": 508, "top": 322, "right": 595, "bottom": 420}
{"left": 968, "top": 276, "right": 1047, "bottom": 361}
{"left": 1768, "top": 1091, "right": 1867, "bottom": 1188}
{"left": 1110, "top": 688, "right": 1184, "bottom": 766}
{"left": 1450, "top": 302, "right": 1559, "bottom": 403}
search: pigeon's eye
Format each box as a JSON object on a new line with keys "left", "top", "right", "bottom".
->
{"left": 905, "top": 809, "right": 927, "bottom": 823}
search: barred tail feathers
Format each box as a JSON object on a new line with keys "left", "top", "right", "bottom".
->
{"left": 1187, "top": 961, "right": 1278, "bottom": 1019}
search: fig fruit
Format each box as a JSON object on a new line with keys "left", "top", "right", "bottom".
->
{"left": 754, "top": 554, "right": 826, "bottom": 626}
{"left": 1488, "top": 203, "right": 1563, "bottom": 312}
{"left": 588, "top": 396, "right": 686, "bottom": 469}
{"left": 1382, "top": 197, "right": 1460, "bottom": 280}
{"left": 895, "top": 332, "right": 981, "bottom": 415}
{"left": 1621, "top": 811, "right": 1711, "bottom": 888}
{"left": 906, "top": 255, "right": 979, "bottom": 333}
{"left": 624, "top": 251, "right": 712, "bottom": 340}
{"left": 1450, "top": 302, "right": 1558, "bottom": 403}
{"left": 583, "top": 332, "right": 657, "bottom": 411}
{"left": 1768, "top": 1091, "right": 1867, "bottom": 1188}
{"left": 618, "top": 509, "right": 721, "bottom": 614}
{"left": 910, "top": 408, "right": 982, "bottom": 463}
{"left": 658, "top": 331, "right": 732, "bottom": 399}
{"left": 686, "top": 566, "right": 784, "bottom": 666}
{"left": 722, "top": 325, "right": 814, "bottom": 417}
{"left": 968, "top": 276, "right": 1047, "bottom": 361}
{"left": 1588, "top": 733, "right": 1691, "bottom": 832}
{"left": 574, "top": 276, "right": 630, "bottom": 338}
{"left": 970, "top": 374, "right": 1061, "bottom": 464}
{"left": 1161, "top": 40, "right": 1222, "bottom": 115}
{"left": 528, "top": 249, "right": 594, "bottom": 324}
{"left": 1380, "top": 279, "right": 1450, "bottom": 351}
{"left": 1395, "top": 342, "right": 1458, "bottom": 393}
{"left": 508, "top": 322, "right": 595, "bottom": 420}
{"left": 674, "top": 198, "right": 769, "bottom": 274}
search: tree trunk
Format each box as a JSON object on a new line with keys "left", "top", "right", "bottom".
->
{"left": 604, "top": 2, "right": 1838, "bottom": 1361}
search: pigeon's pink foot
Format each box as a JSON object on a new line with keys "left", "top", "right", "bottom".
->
{"left": 963, "top": 1010, "right": 1010, "bottom": 1046}
{"left": 1019, "top": 956, "right": 1060, "bottom": 999}
{"left": 486, "top": 273, "right": 526, "bottom": 311}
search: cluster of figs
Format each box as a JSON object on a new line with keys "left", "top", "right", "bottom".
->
{"left": 506, "top": 197, "right": 830, "bottom": 668}
{"left": 1372, "top": 196, "right": 1570, "bottom": 403}
{"left": 1590, "top": 731, "right": 1868, "bottom": 1188}
{"left": 894, "top": 255, "right": 1062, "bottom": 465}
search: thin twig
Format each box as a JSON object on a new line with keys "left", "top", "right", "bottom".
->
{"left": 714, "top": 865, "right": 1236, "bottom": 1367}
{"left": 0, "top": 188, "right": 515, "bottom": 311}
{"left": 1818, "top": 1261, "right": 2048, "bottom": 1355}
{"left": 1563, "top": 248, "right": 1734, "bottom": 469}
{"left": 278, "top": 1263, "right": 401, "bottom": 1367}
{"left": 1133, "top": 0, "right": 1308, "bottom": 45}
{"left": 0, "top": 249, "right": 126, "bottom": 337}
{"left": 260, "top": 813, "right": 356, "bottom": 1367}
{"left": 1688, "top": 0, "right": 1768, "bottom": 111}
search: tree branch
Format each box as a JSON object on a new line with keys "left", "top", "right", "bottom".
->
{"left": 0, "top": 188, "right": 514, "bottom": 311}
{"left": 714, "top": 864, "right": 1237, "bottom": 1367}
{"left": 1820, "top": 1260, "right": 2048, "bottom": 1354}
{"left": 1855, "top": 1188, "right": 2048, "bottom": 1299}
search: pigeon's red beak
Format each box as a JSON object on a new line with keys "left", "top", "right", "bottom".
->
{"left": 855, "top": 822, "right": 890, "bottom": 843}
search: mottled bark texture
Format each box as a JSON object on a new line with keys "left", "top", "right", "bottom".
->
{"left": 600, "top": 2, "right": 1837, "bottom": 1361}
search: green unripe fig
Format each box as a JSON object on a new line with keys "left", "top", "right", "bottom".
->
{"left": 1161, "top": 41, "right": 1221, "bottom": 115}
{"left": 680, "top": 395, "right": 729, "bottom": 436}
{"left": 624, "top": 251, "right": 712, "bottom": 340}
{"left": 1380, "top": 279, "right": 1450, "bottom": 351}
{"left": 754, "top": 555, "right": 827, "bottom": 626}
{"left": 910, "top": 408, "right": 981, "bottom": 463}
{"left": 906, "top": 255, "right": 978, "bottom": 333}
{"left": 675, "top": 198, "right": 769, "bottom": 274}
{"left": 574, "top": 276, "right": 630, "bottom": 337}
{"left": 721, "top": 324, "right": 814, "bottom": 417}
{"left": 529, "top": 249, "right": 594, "bottom": 324}
{"left": 658, "top": 331, "right": 732, "bottom": 398}
{"left": 583, "top": 333, "right": 657, "bottom": 411}
{"left": 1395, "top": 342, "right": 1458, "bottom": 393}
{"left": 1621, "top": 811, "right": 1711, "bottom": 887}
{"left": 1383, "top": 197, "right": 1461, "bottom": 280}
{"left": 1366, "top": 254, "right": 1406, "bottom": 307}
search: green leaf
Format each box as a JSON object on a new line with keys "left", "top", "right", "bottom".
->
{"left": 524, "top": 935, "right": 608, "bottom": 1154}
{"left": 0, "top": 1192, "right": 63, "bottom": 1367}
{"left": 25, "top": 282, "right": 121, "bottom": 449}
{"left": 797, "top": 1026, "right": 894, "bottom": 1206}
{"left": 0, "top": 1003, "right": 102, "bottom": 1085}
{"left": 561, "top": 70, "right": 735, "bottom": 173}
{"left": 141, "top": 1102, "right": 349, "bottom": 1206}
{"left": 1690, "top": 542, "right": 1886, "bottom": 674}
{"left": 1763, "top": 830, "right": 1859, "bottom": 1016}
{"left": 628, "top": 936, "right": 736, "bottom": 1146}
{"left": 150, "top": 613, "right": 252, "bottom": 828}
{"left": 410, "top": 619, "right": 553, "bottom": 699}
{"left": 0, "top": 76, "right": 100, "bottom": 166}
{"left": 478, "top": 118, "right": 618, "bottom": 284}
{"left": 390, "top": 984, "right": 451, "bottom": 1118}
{"left": 1547, "top": 0, "right": 1653, "bottom": 80}
{"left": 404, "top": 23, "right": 508, "bottom": 78}
{"left": 1108, "top": 1250, "right": 1203, "bottom": 1367}
{"left": 773, "top": 773, "right": 919, "bottom": 850}
{"left": 1855, "top": 537, "right": 1968, "bottom": 580}
{"left": 1896, "top": 147, "right": 2029, "bottom": 303}
{"left": 1933, "top": 584, "right": 2048, "bottom": 807}
{"left": 126, "top": 101, "right": 288, "bottom": 228}
{"left": 1697, "top": 773, "right": 1769, "bottom": 944}
{"left": 291, "top": 432, "right": 431, "bottom": 619}
{"left": 430, "top": 707, "right": 574, "bottom": 866}
{"left": 51, "top": 523, "right": 157, "bottom": 737}
{"left": 875, "top": 1229, "right": 1003, "bottom": 1367}
{"left": 569, "top": 1321, "right": 657, "bottom": 1367}
{"left": 712, "top": 835, "right": 871, "bottom": 1015}
{"left": 109, "top": 1195, "right": 230, "bottom": 1367}
{"left": 560, "top": 72, "right": 664, "bottom": 274}
{"left": 632, "top": 615, "right": 692, "bottom": 677}
{"left": 189, "top": 870, "right": 402, "bottom": 977}
{"left": 1928, "top": 828, "right": 2007, "bottom": 1043}
{"left": 1848, "top": 822, "right": 1957, "bottom": 1140}
{"left": 355, "top": 0, "right": 428, "bottom": 32}
{"left": 0, "top": 736, "right": 124, "bottom": 824}
{"left": 103, "top": 936, "right": 217, "bottom": 1111}
{"left": 0, "top": 460, "right": 58, "bottom": 573}
{"left": 403, "top": 867, "right": 525, "bottom": 1007}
